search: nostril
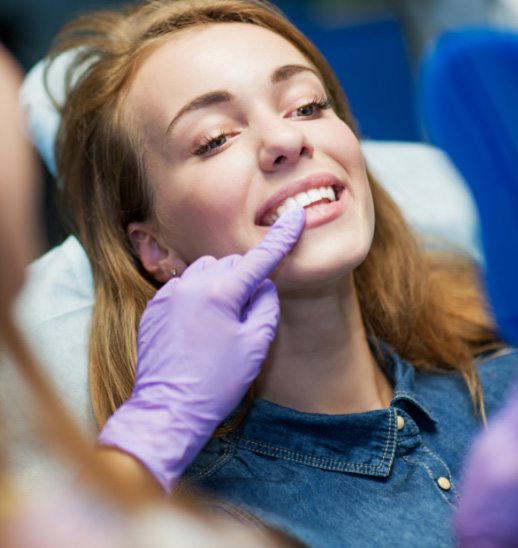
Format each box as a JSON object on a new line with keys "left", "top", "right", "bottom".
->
{"left": 274, "top": 155, "right": 286, "bottom": 166}
{"left": 301, "top": 145, "right": 312, "bottom": 158}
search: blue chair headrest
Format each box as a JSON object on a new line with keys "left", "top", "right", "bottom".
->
{"left": 421, "top": 28, "right": 518, "bottom": 344}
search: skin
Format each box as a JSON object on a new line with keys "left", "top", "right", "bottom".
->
{"left": 0, "top": 45, "right": 162, "bottom": 502}
{"left": 127, "top": 23, "right": 393, "bottom": 414}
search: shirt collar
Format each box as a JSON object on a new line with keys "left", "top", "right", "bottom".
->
{"left": 381, "top": 343, "right": 438, "bottom": 425}
{"left": 225, "top": 345, "right": 438, "bottom": 478}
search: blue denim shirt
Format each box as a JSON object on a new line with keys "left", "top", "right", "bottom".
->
{"left": 183, "top": 346, "right": 518, "bottom": 547}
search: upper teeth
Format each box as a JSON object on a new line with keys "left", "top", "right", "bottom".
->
{"left": 262, "top": 186, "right": 336, "bottom": 225}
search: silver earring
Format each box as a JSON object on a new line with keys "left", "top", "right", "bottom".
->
{"left": 170, "top": 268, "right": 178, "bottom": 278}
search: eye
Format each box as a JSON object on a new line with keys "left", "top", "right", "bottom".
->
{"left": 193, "top": 131, "right": 234, "bottom": 157}
{"left": 288, "top": 95, "right": 333, "bottom": 119}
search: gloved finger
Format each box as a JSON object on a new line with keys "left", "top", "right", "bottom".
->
{"left": 233, "top": 207, "right": 305, "bottom": 303}
{"left": 180, "top": 255, "right": 218, "bottom": 280}
{"left": 242, "top": 279, "right": 280, "bottom": 344}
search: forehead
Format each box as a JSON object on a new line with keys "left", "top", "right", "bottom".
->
{"left": 140, "top": 21, "right": 308, "bottom": 80}
{"left": 126, "top": 23, "right": 315, "bottom": 120}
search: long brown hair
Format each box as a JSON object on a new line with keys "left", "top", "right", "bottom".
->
{"left": 49, "top": 0, "right": 499, "bottom": 428}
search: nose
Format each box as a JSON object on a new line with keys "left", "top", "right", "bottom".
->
{"left": 258, "top": 120, "right": 313, "bottom": 172}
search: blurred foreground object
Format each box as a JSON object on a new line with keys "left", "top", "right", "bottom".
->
{"left": 0, "top": 44, "right": 40, "bottom": 312}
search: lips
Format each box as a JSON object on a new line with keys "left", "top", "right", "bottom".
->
{"left": 256, "top": 173, "right": 345, "bottom": 227}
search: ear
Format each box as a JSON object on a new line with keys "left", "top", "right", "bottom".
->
{"left": 127, "top": 221, "right": 187, "bottom": 283}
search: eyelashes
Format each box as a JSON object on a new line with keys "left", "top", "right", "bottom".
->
{"left": 289, "top": 95, "right": 333, "bottom": 119}
{"left": 192, "top": 94, "right": 333, "bottom": 157}
{"left": 193, "top": 131, "right": 234, "bottom": 157}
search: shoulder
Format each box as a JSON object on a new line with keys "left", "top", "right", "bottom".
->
{"left": 475, "top": 346, "right": 518, "bottom": 376}
{"left": 412, "top": 347, "right": 518, "bottom": 420}
{"left": 476, "top": 347, "right": 518, "bottom": 414}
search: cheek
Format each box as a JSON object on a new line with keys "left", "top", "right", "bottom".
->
{"left": 153, "top": 161, "right": 251, "bottom": 259}
{"left": 326, "top": 121, "right": 373, "bottom": 223}
{"left": 325, "top": 120, "right": 365, "bottom": 173}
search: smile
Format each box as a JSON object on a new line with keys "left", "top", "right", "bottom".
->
{"left": 256, "top": 173, "right": 346, "bottom": 227}
{"left": 260, "top": 186, "right": 338, "bottom": 226}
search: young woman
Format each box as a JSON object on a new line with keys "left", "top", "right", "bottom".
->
{"left": 47, "top": 0, "right": 517, "bottom": 545}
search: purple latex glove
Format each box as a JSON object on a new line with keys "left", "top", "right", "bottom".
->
{"left": 456, "top": 384, "right": 518, "bottom": 547}
{"left": 98, "top": 207, "right": 305, "bottom": 492}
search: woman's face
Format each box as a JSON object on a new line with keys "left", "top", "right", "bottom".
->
{"left": 126, "top": 23, "right": 374, "bottom": 290}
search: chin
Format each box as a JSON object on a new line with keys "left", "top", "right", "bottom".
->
{"left": 278, "top": 225, "right": 372, "bottom": 285}
{"left": 274, "top": 249, "right": 368, "bottom": 294}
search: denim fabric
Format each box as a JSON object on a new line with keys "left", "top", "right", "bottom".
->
{"left": 183, "top": 346, "right": 518, "bottom": 547}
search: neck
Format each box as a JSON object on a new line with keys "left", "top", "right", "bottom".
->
{"left": 255, "top": 275, "right": 393, "bottom": 414}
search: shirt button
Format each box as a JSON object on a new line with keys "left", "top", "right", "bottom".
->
{"left": 396, "top": 415, "right": 405, "bottom": 431}
{"left": 437, "top": 476, "right": 451, "bottom": 491}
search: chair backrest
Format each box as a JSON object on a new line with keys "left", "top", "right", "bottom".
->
{"left": 421, "top": 28, "right": 518, "bottom": 343}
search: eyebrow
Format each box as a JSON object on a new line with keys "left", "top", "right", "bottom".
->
{"left": 271, "top": 63, "right": 318, "bottom": 84}
{"left": 166, "top": 90, "right": 233, "bottom": 134}
{"left": 165, "top": 63, "right": 319, "bottom": 134}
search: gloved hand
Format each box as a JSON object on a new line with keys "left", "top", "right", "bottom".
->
{"left": 98, "top": 207, "right": 305, "bottom": 492}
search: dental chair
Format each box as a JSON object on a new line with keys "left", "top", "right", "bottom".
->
{"left": 421, "top": 27, "right": 518, "bottom": 344}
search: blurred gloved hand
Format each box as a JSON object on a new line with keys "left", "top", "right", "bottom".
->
{"left": 98, "top": 207, "right": 305, "bottom": 492}
{"left": 456, "top": 384, "right": 518, "bottom": 546}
